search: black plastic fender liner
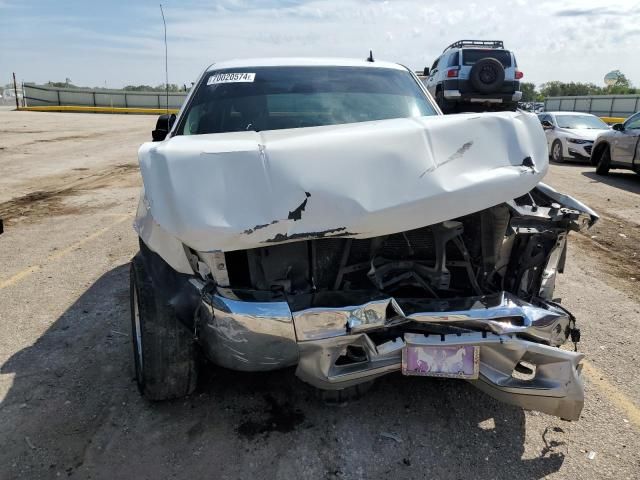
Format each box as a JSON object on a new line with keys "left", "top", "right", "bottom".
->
{"left": 137, "top": 238, "right": 201, "bottom": 330}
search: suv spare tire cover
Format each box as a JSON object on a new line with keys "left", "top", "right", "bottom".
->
{"left": 469, "top": 57, "right": 505, "bottom": 94}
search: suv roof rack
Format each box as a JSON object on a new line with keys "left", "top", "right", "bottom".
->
{"left": 443, "top": 40, "right": 504, "bottom": 53}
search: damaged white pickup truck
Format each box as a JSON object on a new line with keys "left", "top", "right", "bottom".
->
{"left": 131, "top": 58, "right": 597, "bottom": 420}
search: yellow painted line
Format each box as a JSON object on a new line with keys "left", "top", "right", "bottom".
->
{"left": 582, "top": 360, "right": 640, "bottom": 428}
{"left": 601, "top": 116, "right": 627, "bottom": 124}
{"left": 17, "top": 106, "right": 179, "bottom": 115}
{"left": 0, "top": 215, "right": 130, "bottom": 290}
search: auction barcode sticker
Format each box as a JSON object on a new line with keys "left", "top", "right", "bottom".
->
{"left": 207, "top": 72, "right": 256, "bottom": 85}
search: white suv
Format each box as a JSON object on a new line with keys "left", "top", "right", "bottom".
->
{"left": 422, "top": 40, "right": 523, "bottom": 113}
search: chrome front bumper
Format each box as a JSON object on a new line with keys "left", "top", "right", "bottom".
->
{"left": 193, "top": 284, "right": 584, "bottom": 420}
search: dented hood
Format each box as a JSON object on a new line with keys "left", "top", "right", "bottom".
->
{"left": 138, "top": 111, "right": 548, "bottom": 252}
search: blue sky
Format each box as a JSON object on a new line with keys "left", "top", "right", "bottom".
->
{"left": 1, "top": 0, "right": 639, "bottom": 88}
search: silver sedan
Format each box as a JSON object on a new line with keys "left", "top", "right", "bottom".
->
{"left": 591, "top": 111, "right": 640, "bottom": 175}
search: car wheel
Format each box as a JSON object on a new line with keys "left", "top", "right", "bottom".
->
{"left": 130, "top": 252, "right": 198, "bottom": 400}
{"left": 595, "top": 146, "right": 611, "bottom": 176}
{"left": 469, "top": 57, "right": 505, "bottom": 94}
{"left": 436, "top": 89, "right": 453, "bottom": 114}
{"left": 551, "top": 139, "right": 564, "bottom": 163}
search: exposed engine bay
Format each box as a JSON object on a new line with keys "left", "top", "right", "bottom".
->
{"left": 205, "top": 184, "right": 593, "bottom": 308}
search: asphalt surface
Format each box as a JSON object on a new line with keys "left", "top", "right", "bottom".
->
{"left": 0, "top": 109, "right": 639, "bottom": 480}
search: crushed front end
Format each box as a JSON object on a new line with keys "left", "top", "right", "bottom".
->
{"left": 136, "top": 111, "right": 597, "bottom": 420}
{"left": 187, "top": 184, "right": 596, "bottom": 421}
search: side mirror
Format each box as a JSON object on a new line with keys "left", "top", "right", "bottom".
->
{"left": 541, "top": 120, "right": 553, "bottom": 129}
{"left": 612, "top": 123, "right": 624, "bottom": 131}
{"left": 152, "top": 113, "right": 176, "bottom": 141}
{"left": 423, "top": 67, "right": 430, "bottom": 77}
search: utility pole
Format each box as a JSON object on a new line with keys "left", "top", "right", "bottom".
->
{"left": 12, "top": 72, "right": 19, "bottom": 109}
{"left": 160, "top": 4, "right": 169, "bottom": 113}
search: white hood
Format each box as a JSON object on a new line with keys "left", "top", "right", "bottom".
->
{"left": 137, "top": 111, "right": 548, "bottom": 253}
{"left": 559, "top": 127, "right": 608, "bottom": 141}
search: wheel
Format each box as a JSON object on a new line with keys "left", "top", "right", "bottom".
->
{"left": 130, "top": 252, "right": 197, "bottom": 400}
{"left": 436, "top": 89, "right": 454, "bottom": 114}
{"left": 469, "top": 57, "right": 505, "bottom": 94}
{"left": 504, "top": 102, "right": 518, "bottom": 111}
{"left": 595, "top": 146, "right": 611, "bottom": 176}
{"left": 551, "top": 139, "right": 564, "bottom": 163}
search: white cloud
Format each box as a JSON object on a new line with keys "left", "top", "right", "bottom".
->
{"left": 2, "top": 0, "right": 640, "bottom": 88}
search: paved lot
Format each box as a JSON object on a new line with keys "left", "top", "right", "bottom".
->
{"left": 0, "top": 109, "right": 639, "bottom": 480}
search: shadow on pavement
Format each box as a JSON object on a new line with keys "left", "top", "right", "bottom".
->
{"left": 0, "top": 264, "right": 566, "bottom": 479}
{"left": 582, "top": 170, "right": 640, "bottom": 195}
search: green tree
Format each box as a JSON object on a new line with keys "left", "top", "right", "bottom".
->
{"left": 154, "top": 83, "right": 181, "bottom": 92}
{"left": 604, "top": 72, "right": 636, "bottom": 94}
{"left": 46, "top": 81, "right": 77, "bottom": 88}
{"left": 607, "top": 70, "right": 630, "bottom": 88}
{"left": 520, "top": 82, "right": 539, "bottom": 102}
{"left": 538, "top": 74, "right": 637, "bottom": 98}
{"left": 123, "top": 85, "right": 155, "bottom": 91}
{"left": 539, "top": 81, "right": 603, "bottom": 97}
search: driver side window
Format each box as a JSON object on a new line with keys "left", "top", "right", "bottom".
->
{"left": 624, "top": 113, "right": 640, "bottom": 130}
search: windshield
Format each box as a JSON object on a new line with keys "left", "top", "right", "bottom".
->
{"left": 176, "top": 66, "right": 436, "bottom": 135}
{"left": 556, "top": 115, "right": 609, "bottom": 129}
{"left": 462, "top": 49, "right": 512, "bottom": 68}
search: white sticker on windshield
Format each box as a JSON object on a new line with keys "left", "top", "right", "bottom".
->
{"left": 207, "top": 72, "right": 256, "bottom": 85}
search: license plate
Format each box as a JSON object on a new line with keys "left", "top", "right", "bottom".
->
{"left": 402, "top": 344, "right": 479, "bottom": 379}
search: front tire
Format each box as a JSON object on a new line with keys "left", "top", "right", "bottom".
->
{"left": 130, "top": 252, "right": 197, "bottom": 400}
{"left": 551, "top": 139, "right": 564, "bottom": 163}
{"left": 595, "top": 146, "right": 611, "bottom": 176}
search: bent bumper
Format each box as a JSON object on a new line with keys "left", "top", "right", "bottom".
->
{"left": 297, "top": 332, "right": 584, "bottom": 420}
{"left": 194, "top": 283, "right": 584, "bottom": 420}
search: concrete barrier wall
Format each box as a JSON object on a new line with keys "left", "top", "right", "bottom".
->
{"left": 545, "top": 95, "right": 640, "bottom": 119}
{"left": 23, "top": 84, "right": 188, "bottom": 110}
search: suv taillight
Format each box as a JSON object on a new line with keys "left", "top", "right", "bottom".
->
{"left": 447, "top": 68, "right": 459, "bottom": 78}
{"left": 515, "top": 70, "right": 523, "bottom": 79}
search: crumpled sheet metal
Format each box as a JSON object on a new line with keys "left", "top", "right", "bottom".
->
{"left": 536, "top": 182, "right": 599, "bottom": 227}
{"left": 195, "top": 286, "right": 583, "bottom": 420}
{"left": 294, "top": 291, "right": 571, "bottom": 346}
{"left": 138, "top": 111, "right": 548, "bottom": 252}
{"left": 134, "top": 186, "right": 194, "bottom": 274}
{"left": 293, "top": 298, "right": 402, "bottom": 341}
{"left": 197, "top": 292, "right": 299, "bottom": 371}
{"left": 296, "top": 331, "right": 585, "bottom": 420}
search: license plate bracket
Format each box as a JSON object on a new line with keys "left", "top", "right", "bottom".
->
{"left": 402, "top": 344, "right": 479, "bottom": 379}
